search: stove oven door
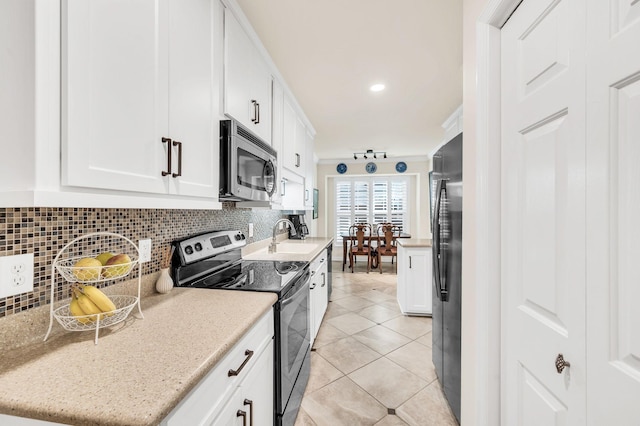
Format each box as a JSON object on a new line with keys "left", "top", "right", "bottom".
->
{"left": 277, "top": 269, "right": 311, "bottom": 420}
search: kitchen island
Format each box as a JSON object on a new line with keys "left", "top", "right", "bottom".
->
{"left": 0, "top": 284, "right": 276, "bottom": 425}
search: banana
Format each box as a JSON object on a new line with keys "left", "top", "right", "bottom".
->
{"left": 74, "top": 287, "right": 104, "bottom": 320}
{"left": 69, "top": 292, "right": 92, "bottom": 324}
{"left": 81, "top": 285, "right": 116, "bottom": 316}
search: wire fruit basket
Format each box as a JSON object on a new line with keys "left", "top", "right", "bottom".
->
{"left": 52, "top": 295, "right": 138, "bottom": 331}
{"left": 44, "top": 232, "right": 144, "bottom": 344}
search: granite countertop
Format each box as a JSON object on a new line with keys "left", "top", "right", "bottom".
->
{"left": 0, "top": 286, "right": 277, "bottom": 425}
{"left": 242, "top": 236, "right": 334, "bottom": 262}
{"left": 396, "top": 238, "right": 433, "bottom": 248}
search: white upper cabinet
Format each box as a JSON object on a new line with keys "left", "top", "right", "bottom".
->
{"left": 62, "top": 0, "right": 219, "bottom": 199}
{"left": 282, "top": 95, "right": 307, "bottom": 178}
{"left": 223, "top": 7, "right": 272, "bottom": 144}
{"left": 304, "top": 129, "right": 315, "bottom": 209}
{"left": 270, "top": 78, "right": 284, "bottom": 207}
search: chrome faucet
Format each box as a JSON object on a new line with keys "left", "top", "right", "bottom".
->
{"left": 269, "top": 219, "right": 296, "bottom": 253}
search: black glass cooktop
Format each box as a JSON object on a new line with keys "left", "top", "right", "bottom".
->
{"left": 188, "top": 260, "right": 308, "bottom": 295}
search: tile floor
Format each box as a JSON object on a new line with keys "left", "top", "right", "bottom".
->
{"left": 295, "top": 261, "right": 458, "bottom": 426}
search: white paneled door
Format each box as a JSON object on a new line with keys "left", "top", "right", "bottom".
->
{"left": 501, "top": 0, "right": 587, "bottom": 424}
{"left": 586, "top": 0, "right": 640, "bottom": 424}
{"left": 502, "top": 0, "right": 640, "bottom": 423}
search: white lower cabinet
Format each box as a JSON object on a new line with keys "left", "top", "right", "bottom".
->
{"left": 163, "top": 310, "right": 274, "bottom": 426}
{"left": 309, "top": 249, "right": 329, "bottom": 344}
{"left": 212, "top": 340, "right": 273, "bottom": 426}
{"left": 397, "top": 245, "right": 432, "bottom": 315}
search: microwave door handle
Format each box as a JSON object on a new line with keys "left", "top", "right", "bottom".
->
{"left": 263, "top": 160, "right": 276, "bottom": 197}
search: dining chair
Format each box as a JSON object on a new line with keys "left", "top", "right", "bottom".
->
{"left": 375, "top": 224, "right": 400, "bottom": 273}
{"left": 348, "top": 223, "right": 373, "bottom": 273}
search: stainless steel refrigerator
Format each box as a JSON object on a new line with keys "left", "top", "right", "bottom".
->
{"left": 431, "top": 132, "right": 462, "bottom": 423}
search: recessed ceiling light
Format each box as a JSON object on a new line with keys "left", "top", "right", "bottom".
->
{"left": 370, "top": 83, "right": 385, "bottom": 92}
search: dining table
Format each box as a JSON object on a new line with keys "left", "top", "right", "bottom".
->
{"left": 341, "top": 232, "right": 411, "bottom": 271}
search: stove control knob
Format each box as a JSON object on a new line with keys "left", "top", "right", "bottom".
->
{"left": 234, "top": 234, "right": 241, "bottom": 241}
{"left": 194, "top": 242, "right": 203, "bottom": 251}
{"left": 184, "top": 245, "right": 194, "bottom": 255}
{"left": 240, "top": 233, "right": 246, "bottom": 240}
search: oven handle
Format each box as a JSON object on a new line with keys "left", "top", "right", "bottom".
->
{"left": 281, "top": 269, "right": 311, "bottom": 306}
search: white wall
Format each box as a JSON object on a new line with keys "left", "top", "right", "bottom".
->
{"left": 461, "top": 0, "right": 500, "bottom": 425}
{"left": 316, "top": 158, "right": 431, "bottom": 245}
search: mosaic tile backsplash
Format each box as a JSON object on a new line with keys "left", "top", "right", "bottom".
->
{"left": 0, "top": 204, "right": 286, "bottom": 318}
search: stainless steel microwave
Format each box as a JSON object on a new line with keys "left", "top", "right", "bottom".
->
{"left": 219, "top": 119, "right": 277, "bottom": 202}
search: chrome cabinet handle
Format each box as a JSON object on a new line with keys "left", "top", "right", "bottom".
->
{"left": 161, "top": 137, "right": 172, "bottom": 176}
{"left": 295, "top": 153, "right": 300, "bottom": 167}
{"left": 228, "top": 349, "right": 254, "bottom": 376}
{"left": 244, "top": 399, "right": 253, "bottom": 426}
{"left": 250, "top": 100, "right": 257, "bottom": 123}
{"left": 409, "top": 256, "right": 412, "bottom": 269}
{"left": 305, "top": 189, "right": 309, "bottom": 200}
{"left": 555, "top": 353, "right": 571, "bottom": 374}
{"left": 251, "top": 100, "right": 260, "bottom": 124}
{"left": 172, "top": 140, "right": 182, "bottom": 178}
{"left": 321, "top": 272, "right": 326, "bottom": 287}
{"left": 237, "top": 410, "right": 247, "bottom": 426}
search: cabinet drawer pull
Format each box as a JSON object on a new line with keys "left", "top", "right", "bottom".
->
{"left": 172, "top": 140, "right": 182, "bottom": 178}
{"left": 409, "top": 256, "right": 412, "bottom": 269}
{"left": 236, "top": 409, "right": 247, "bottom": 426}
{"left": 162, "top": 137, "right": 172, "bottom": 176}
{"left": 244, "top": 399, "right": 253, "bottom": 426}
{"left": 228, "top": 349, "right": 254, "bottom": 377}
{"left": 305, "top": 189, "right": 309, "bottom": 201}
{"left": 321, "top": 272, "right": 326, "bottom": 287}
{"left": 295, "top": 153, "right": 300, "bottom": 167}
{"left": 255, "top": 102, "right": 260, "bottom": 124}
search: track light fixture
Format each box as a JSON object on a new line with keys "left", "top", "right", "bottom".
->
{"left": 352, "top": 149, "right": 387, "bottom": 160}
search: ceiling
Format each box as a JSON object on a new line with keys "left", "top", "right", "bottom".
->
{"left": 235, "top": 0, "right": 463, "bottom": 161}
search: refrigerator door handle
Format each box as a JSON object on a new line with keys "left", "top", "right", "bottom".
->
{"left": 432, "top": 179, "right": 444, "bottom": 300}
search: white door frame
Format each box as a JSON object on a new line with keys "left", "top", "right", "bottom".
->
{"left": 464, "top": 0, "right": 521, "bottom": 424}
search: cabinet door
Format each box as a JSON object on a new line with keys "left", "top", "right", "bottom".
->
{"left": 398, "top": 246, "right": 432, "bottom": 315}
{"left": 223, "top": 8, "right": 271, "bottom": 144}
{"left": 282, "top": 96, "right": 298, "bottom": 173}
{"left": 212, "top": 341, "right": 274, "bottom": 426}
{"left": 309, "top": 273, "right": 318, "bottom": 344}
{"left": 406, "top": 248, "right": 431, "bottom": 314}
{"left": 295, "top": 116, "right": 307, "bottom": 176}
{"left": 316, "top": 261, "right": 329, "bottom": 324}
{"left": 167, "top": 0, "right": 218, "bottom": 197}
{"left": 271, "top": 79, "right": 284, "bottom": 206}
{"left": 251, "top": 54, "right": 272, "bottom": 144}
{"left": 223, "top": 8, "right": 254, "bottom": 129}
{"left": 304, "top": 130, "right": 315, "bottom": 208}
{"left": 62, "top": 0, "right": 169, "bottom": 194}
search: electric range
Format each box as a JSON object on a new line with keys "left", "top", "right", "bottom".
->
{"left": 171, "top": 230, "right": 311, "bottom": 426}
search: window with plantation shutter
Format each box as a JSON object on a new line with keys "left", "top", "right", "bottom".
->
{"left": 334, "top": 176, "right": 410, "bottom": 244}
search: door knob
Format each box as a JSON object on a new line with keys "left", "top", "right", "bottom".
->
{"left": 555, "top": 353, "right": 571, "bottom": 374}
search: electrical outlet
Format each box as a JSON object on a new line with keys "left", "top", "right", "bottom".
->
{"left": 248, "top": 223, "right": 254, "bottom": 238}
{"left": 138, "top": 239, "right": 152, "bottom": 263}
{"left": 0, "top": 253, "right": 34, "bottom": 298}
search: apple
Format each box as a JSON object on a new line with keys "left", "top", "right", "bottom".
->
{"left": 95, "top": 252, "right": 115, "bottom": 266}
{"left": 72, "top": 258, "right": 103, "bottom": 282}
{"left": 102, "top": 253, "right": 132, "bottom": 278}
